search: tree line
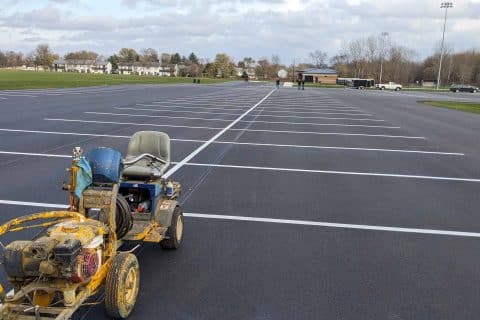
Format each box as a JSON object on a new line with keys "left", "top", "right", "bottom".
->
{"left": 1, "top": 40, "right": 479, "bottom": 85}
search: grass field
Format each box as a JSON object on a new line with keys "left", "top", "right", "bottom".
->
{"left": 421, "top": 100, "right": 480, "bottom": 114}
{"left": 0, "top": 69, "right": 228, "bottom": 90}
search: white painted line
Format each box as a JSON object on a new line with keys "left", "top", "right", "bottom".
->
{"left": 240, "top": 119, "right": 397, "bottom": 129}
{"left": 44, "top": 119, "right": 423, "bottom": 139}
{"left": 2, "top": 199, "right": 480, "bottom": 238}
{"left": 0, "top": 200, "right": 68, "bottom": 209}
{"left": 117, "top": 107, "right": 371, "bottom": 117}
{"left": 0, "top": 94, "right": 37, "bottom": 97}
{"left": 182, "top": 162, "right": 480, "bottom": 183}
{"left": 45, "top": 118, "right": 223, "bottom": 131}
{"left": 184, "top": 212, "right": 480, "bottom": 238}
{"left": 86, "top": 111, "right": 233, "bottom": 123}
{"left": 163, "top": 88, "right": 277, "bottom": 179}
{"left": 0, "top": 151, "right": 70, "bottom": 158}
{"left": 0, "top": 128, "right": 461, "bottom": 155}
{"left": 136, "top": 103, "right": 249, "bottom": 111}
{"left": 86, "top": 111, "right": 383, "bottom": 122}
{"left": 0, "top": 151, "right": 474, "bottom": 181}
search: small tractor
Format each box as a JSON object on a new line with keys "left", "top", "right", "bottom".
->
{"left": 0, "top": 131, "right": 183, "bottom": 319}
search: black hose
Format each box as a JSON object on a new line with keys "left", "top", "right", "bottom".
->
{"left": 115, "top": 195, "right": 133, "bottom": 239}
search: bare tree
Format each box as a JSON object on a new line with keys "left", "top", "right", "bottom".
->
{"left": 308, "top": 50, "right": 328, "bottom": 68}
{"left": 140, "top": 48, "right": 159, "bottom": 63}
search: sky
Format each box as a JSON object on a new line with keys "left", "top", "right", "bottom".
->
{"left": 0, "top": 0, "right": 479, "bottom": 64}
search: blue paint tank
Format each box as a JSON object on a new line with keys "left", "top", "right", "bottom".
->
{"left": 86, "top": 147, "right": 122, "bottom": 184}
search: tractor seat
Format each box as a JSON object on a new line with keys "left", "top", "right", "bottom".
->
{"left": 122, "top": 131, "right": 171, "bottom": 180}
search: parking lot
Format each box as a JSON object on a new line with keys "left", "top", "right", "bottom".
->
{"left": 0, "top": 83, "right": 480, "bottom": 319}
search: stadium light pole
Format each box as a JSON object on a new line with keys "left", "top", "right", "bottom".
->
{"left": 379, "top": 32, "right": 389, "bottom": 85}
{"left": 436, "top": 2, "right": 453, "bottom": 90}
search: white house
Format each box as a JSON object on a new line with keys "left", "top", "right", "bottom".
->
{"left": 53, "top": 59, "right": 112, "bottom": 74}
{"left": 118, "top": 62, "right": 178, "bottom": 77}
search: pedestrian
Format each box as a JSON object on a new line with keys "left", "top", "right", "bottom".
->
{"left": 297, "top": 78, "right": 301, "bottom": 90}
{"left": 276, "top": 78, "right": 280, "bottom": 89}
{"left": 301, "top": 80, "right": 305, "bottom": 90}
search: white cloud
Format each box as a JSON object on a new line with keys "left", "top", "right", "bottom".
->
{"left": 0, "top": 0, "right": 478, "bottom": 63}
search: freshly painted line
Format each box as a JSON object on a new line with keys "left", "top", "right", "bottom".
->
{"left": 44, "top": 119, "right": 423, "bottom": 139}
{"left": 182, "top": 162, "right": 480, "bottom": 183}
{"left": 163, "top": 88, "right": 277, "bottom": 179}
{"left": 116, "top": 106, "right": 370, "bottom": 117}
{"left": 232, "top": 128, "right": 422, "bottom": 139}
{"left": 0, "top": 94, "right": 37, "bottom": 97}
{"left": 184, "top": 212, "right": 480, "bottom": 238}
{"left": 0, "top": 151, "right": 474, "bottom": 181}
{"left": 240, "top": 119, "right": 397, "bottom": 128}
{"left": 0, "top": 200, "right": 68, "bottom": 209}
{"left": 0, "top": 151, "right": 70, "bottom": 158}
{"left": 86, "top": 111, "right": 234, "bottom": 122}
{"left": 136, "top": 103, "right": 250, "bottom": 111}
{"left": 2, "top": 199, "right": 480, "bottom": 238}
{"left": 0, "top": 128, "right": 461, "bottom": 155}
{"left": 86, "top": 111, "right": 383, "bottom": 122}
{"left": 45, "top": 118, "right": 224, "bottom": 131}
{"left": 136, "top": 103, "right": 360, "bottom": 113}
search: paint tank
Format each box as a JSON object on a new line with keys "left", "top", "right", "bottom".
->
{"left": 87, "top": 147, "right": 122, "bottom": 183}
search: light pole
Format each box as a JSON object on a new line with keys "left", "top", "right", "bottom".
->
{"left": 379, "top": 32, "right": 389, "bottom": 85}
{"left": 436, "top": 2, "right": 453, "bottom": 90}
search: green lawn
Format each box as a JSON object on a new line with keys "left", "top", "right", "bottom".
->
{"left": 0, "top": 69, "right": 227, "bottom": 90}
{"left": 420, "top": 100, "right": 480, "bottom": 114}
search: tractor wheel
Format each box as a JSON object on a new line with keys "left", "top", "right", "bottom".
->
{"left": 105, "top": 253, "right": 140, "bottom": 319}
{"left": 160, "top": 206, "right": 184, "bottom": 249}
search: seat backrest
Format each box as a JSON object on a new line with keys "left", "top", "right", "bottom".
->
{"left": 126, "top": 131, "right": 170, "bottom": 162}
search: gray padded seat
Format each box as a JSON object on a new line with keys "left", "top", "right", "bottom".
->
{"left": 122, "top": 131, "right": 171, "bottom": 180}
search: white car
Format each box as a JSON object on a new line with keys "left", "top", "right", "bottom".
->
{"left": 376, "top": 82, "right": 402, "bottom": 91}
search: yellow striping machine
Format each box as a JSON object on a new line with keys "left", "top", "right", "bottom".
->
{"left": 0, "top": 131, "right": 183, "bottom": 319}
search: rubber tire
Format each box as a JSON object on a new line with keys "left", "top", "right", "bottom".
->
{"left": 395, "top": 87, "right": 400, "bottom": 91}
{"left": 105, "top": 253, "right": 140, "bottom": 319}
{"left": 381, "top": 87, "right": 385, "bottom": 90}
{"left": 160, "top": 206, "right": 184, "bottom": 249}
{"left": 473, "top": 89, "right": 478, "bottom": 93}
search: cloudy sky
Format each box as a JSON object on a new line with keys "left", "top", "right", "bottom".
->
{"left": 0, "top": 0, "right": 479, "bottom": 64}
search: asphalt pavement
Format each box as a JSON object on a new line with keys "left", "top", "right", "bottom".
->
{"left": 0, "top": 83, "right": 479, "bottom": 319}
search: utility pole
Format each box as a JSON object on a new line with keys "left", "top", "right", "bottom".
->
{"left": 436, "top": 2, "right": 453, "bottom": 90}
{"left": 379, "top": 32, "right": 389, "bottom": 85}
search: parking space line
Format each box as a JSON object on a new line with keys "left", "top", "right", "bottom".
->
{"left": 86, "top": 111, "right": 384, "bottom": 122}
{"left": 182, "top": 162, "right": 480, "bottom": 183}
{"left": 116, "top": 107, "right": 370, "bottom": 117}
{"left": 163, "top": 88, "right": 277, "bottom": 178}
{"left": 2, "top": 199, "right": 480, "bottom": 238}
{"left": 44, "top": 119, "right": 422, "bottom": 138}
{"left": 0, "top": 129, "right": 461, "bottom": 155}
{"left": 0, "top": 152, "right": 473, "bottom": 181}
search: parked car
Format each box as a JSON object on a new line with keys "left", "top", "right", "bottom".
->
{"left": 376, "top": 82, "right": 402, "bottom": 91}
{"left": 450, "top": 84, "right": 478, "bottom": 93}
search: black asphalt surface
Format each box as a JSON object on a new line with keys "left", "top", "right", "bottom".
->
{"left": 0, "top": 83, "right": 480, "bottom": 319}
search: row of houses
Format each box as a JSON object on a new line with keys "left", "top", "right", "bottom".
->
{"left": 52, "top": 59, "right": 179, "bottom": 76}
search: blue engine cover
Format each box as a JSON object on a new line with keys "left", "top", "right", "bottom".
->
{"left": 86, "top": 147, "right": 122, "bottom": 184}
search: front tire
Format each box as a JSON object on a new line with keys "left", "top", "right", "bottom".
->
{"left": 105, "top": 253, "right": 140, "bottom": 319}
{"left": 160, "top": 206, "right": 184, "bottom": 249}
{"left": 381, "top": 87, "right": 385, "bottom": 90}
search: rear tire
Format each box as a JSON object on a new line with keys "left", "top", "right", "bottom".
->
{"left": 473, "top": 89, "right": 478, "bottom": 93}
{"left": 105, "top": 253, "right": 140, "bottom": 319}
{"left": 160, "top": 206, "right": 184, "bottom": 249}
{"left": 381, "top": 87, "right": 385, "bottom": 90}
